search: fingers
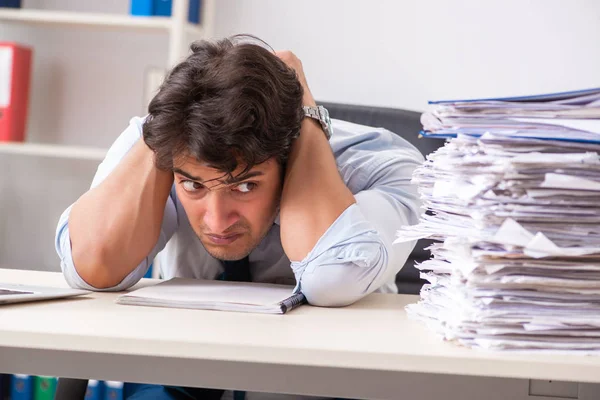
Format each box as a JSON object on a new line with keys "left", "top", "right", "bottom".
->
{"left": 275, "top": 50, "right": 302, "bottom": 71}
{"left": 275, "top": 50, "right": 314, "bottom": 106}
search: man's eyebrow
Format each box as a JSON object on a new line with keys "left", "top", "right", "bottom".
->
{"left": 224, "top": 171, "right": 264, "bottom": 185}
{"left": 172, "top": 168, "right": 264, "bottom": 184}
{"left": 172, "top": 168, "right": 203, "bottom": 182}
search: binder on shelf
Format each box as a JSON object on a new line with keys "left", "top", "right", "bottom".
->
{"left": 0, "top": 0, "right": 21, "bottom": 8}
{"left": 187, "top": 0, "right": 201, "bottom": 24}
{"left": 0, "top": 42, "right": 33, "bottom": 142}
{"left": 33, "top": 376, "right": 56, "bottom": 400}
{"left": 153, "top": 0, "right": 175, "bottom": 16}
{"left": 104, "top": 381, "right": 123, "bottom": 400}
{"left": 130, "top": 0, "right": 152, "bottom": 16}
{"left": 10, "top": 374, "right": 33, "bottom": 400}
{"left": 85, "top": 380, "right": 104, "bottom": 400}
{"left": 130, "top": 0, "right": 202, "bottom": 24}
{"left": 0, "top": 374, "right": 6, "bottom": 400}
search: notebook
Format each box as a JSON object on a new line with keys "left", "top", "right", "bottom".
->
{"left": 116, "top": 278, "right": 307, "bottom": 314}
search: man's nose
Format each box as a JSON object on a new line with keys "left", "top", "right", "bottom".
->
{"left": 203, "top": 191, "right": 239, "bottom": 233}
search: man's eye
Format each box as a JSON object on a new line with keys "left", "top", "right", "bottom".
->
{"left": 234, "top": 182, "right": 257, "bottom": 193}
{"left": 182, "top": 180, "right": 204, "bottom": 192}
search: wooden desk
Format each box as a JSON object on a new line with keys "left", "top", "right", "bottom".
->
{"left": 1, "top": 269, "right": 599, "bottom": 400}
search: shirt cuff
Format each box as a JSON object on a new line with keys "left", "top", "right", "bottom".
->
{"left": 289, "top": 203, "right": 386, "bottom": 292}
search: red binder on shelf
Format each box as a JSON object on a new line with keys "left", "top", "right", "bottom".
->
{"left": 0, "top": 42, "right": 32, "bottom": 142}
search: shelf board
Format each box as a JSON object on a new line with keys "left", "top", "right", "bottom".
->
{"left": 185, "top": 23, "right": 204, "bottom": 38}
{"left": 0, "top": 142, "right": 107, "bottom": 161}
{"left": 0, "top": 8, "right": 202, "bottom": 33}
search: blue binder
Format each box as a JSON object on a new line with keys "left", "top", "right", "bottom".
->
{"left": 85, "top": 380, "right": 104, "bottom": 400}
{"left": 130, "top": 0, "right": 152, "bottom": 16}
{"left": 188, "top": 0, "right": 201, "bottom": 24}
{"left": 422, "top": 87, "right": 600, "bottom": 144}
{"left": 130, "top": 0, "right": 202, "bottom": 24}
{"left": 429, "top": 87, "right": 600, "bottom": 105}
{"left": 153, "top": 0, "right": 173, "bottom": 17}
{"left": 0, "top": 0, "right": 21, "bottom": 8}
{"left": 104, "top": 381, "right": 123, "bottom": 400}
{"left": 10, "top": 374, "right": 33, "bottom": 400}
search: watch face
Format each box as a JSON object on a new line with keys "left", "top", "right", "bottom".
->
{"left": 318, "top": 106, "right": 333, "bottom": 139}
{"left": 321, "top": 106, "right": 331, "bottom": 124}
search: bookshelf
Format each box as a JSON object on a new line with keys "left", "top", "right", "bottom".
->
{"left": 0, "top": 0, "right": 215, "bottom": 159}
{"left": 0, "top": 8, "right": 175, "bottom": 31}
{"left": 0, "top": 142, "right": 106, "bottom": 160}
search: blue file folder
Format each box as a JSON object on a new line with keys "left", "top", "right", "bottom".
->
{"left": 85, "top": 380, "right": 104, "bottom": 400}
{"left": 428, "top": 87, "right": 600, "bottom": 105}
{"left": 0, "top": 0, "right": 21, "bottom": 8}
{"left": 187, "top": 0, "right": 201, "bottom": 24}
{"left": 130, "top": 0, "right": 152, "bottom": 16}
{"left": 421, "top": 87, "right": 600, "bottom": 144}
{"left": 10, "top": 375, "right": 33, "bottom": 400}
{"left": 153, "top": 0, "right": 173, "bottom": 17}
{"left": 130, "top": 0, "right": 202, "bottom": 24}
{"left": 104, "top": 381, "right": 123, "bottom": 400}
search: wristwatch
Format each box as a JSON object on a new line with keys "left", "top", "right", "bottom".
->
{"left": 302, "top": 105, "right": 333, "bottom": 140}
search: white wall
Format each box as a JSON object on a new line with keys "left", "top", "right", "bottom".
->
{"left": 2, "top": 0, "right": 599, "bottom": 147}
{"left": 0, "top": 154, "right": 98, "bottom": 271}
{"left": 212, "top": 0, "right": 600, "bottom": 111}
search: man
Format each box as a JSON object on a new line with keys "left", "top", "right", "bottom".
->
{"left": 55, "top": 35, "right": 422, "bottom": 399}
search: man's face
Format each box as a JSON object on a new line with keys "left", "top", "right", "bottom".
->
{"left": 173, "top": 156, "right": 282, "bottom": 261}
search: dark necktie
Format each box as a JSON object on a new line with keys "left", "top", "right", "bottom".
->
{"left": 221, "top": 256, "right": 251, "bottom": 400}
{"left": 221, "top": 256, "right": 251, "bottom": 283}
{"left": 162, "top": 258, "right": 251, "bottom": 400}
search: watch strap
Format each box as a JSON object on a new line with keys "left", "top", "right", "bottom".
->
{"left": 302, "top": 105, "right": 332, "bottom": 140}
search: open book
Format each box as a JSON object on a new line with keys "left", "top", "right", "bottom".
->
{"left": 116, "top": 278, "right": 307, "bottom": 314}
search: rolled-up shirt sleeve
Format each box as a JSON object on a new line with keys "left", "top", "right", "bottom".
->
{"left": 291, "top": 122, "right": 423, "bottom": 307}
{"left": 290, "top": 204, "right": 386, "bottom": 307}
{"left": 54, "top": 116, "right": 178, "bottom": 291}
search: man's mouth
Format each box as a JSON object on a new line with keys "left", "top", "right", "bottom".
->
{"left": 205, "top": 233, "right": 243, "bottom": 245}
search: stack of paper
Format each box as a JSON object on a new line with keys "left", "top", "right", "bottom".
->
{"left": 396, "top": 88, "right": 600, "bottom": 353}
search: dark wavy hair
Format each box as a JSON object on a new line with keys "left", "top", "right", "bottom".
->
{"left": 143, "top": 34, "right": 304, "bottom": 177}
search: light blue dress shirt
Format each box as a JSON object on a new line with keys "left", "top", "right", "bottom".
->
{"left": 55, "top": 116, "right": 423, "bottom": 307}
